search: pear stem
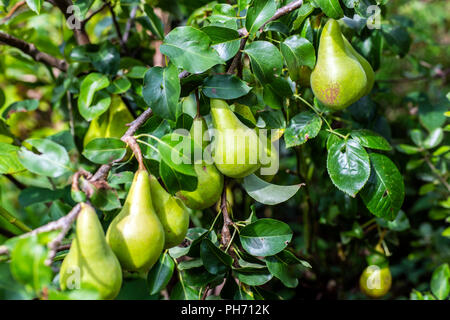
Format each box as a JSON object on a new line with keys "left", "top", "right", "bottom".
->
{"left": 122, "top": 136, "right": 145, "bottom": 171}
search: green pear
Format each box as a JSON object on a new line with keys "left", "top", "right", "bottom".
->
{"left": 342, "top": 36, "right": 375, "bottom": 96}
{"left": 59, "top": 203, "right": 122, "bottom": 300}
{"left": 148, "top": 175, "right": 190, "bottom": 249}
{"left": 258, "top": 140, "right": 279, "bottom": 182}
{"left": 177, "top": 117, "right": 224, "bottom": 210}
{"left": 83, "top": 95, "right": 134, "bottom": 147}
{"left": 210, "top": 99, "right": 261, "bottom": 178}
{"left": 310, "top": 19, "right": 368, "bottom": 110}
{"left": 106, "top": 169, "right": 165, "bottom": 273}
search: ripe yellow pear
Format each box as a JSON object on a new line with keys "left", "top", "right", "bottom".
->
{"left": 148, "top": 175, "right": 190, "bottom": 249}
{"left": 310, "top": 19, "right": 369, "bottom": 110}
{"left": 83, "top": 95, "right": 134, "bottom": 147}
{"left": 59, "top": 203, "right": 122, "bottom": 300}
{"left": 360, "top": 265, "right": 392, "bottom": 298}
{"left": 210, "top": 99, "right": 261, "bottom": 178}
{"left": 106, "top": 169, "right": 165, "bottom": 273}
{"left": 177, "top": 117, "right": 224, "bottom": 210}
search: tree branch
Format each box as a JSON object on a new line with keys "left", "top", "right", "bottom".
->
{"left": 0, "top": 32, "right": 68, "bottom": 71}
{"left": 227, "top": 0, "right": 303, "bottom": 75}
{"left": 107, "top": 2, "right": 127, "bottom": 52}
{"left": 82, "top": 2, "right": 109, "bottom": 26}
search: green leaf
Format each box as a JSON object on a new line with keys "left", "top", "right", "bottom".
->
{"left": 159, "top": 160, "right": 198, "bottom": 194}
{"left": 243, "top": 41, "right": 284, "bottom": 85}
{"left": 202, "top": 74, "right": 251, "bottom": 99}
{"left": 200, "top": 26, "right": 240, "bottom": 44}
{"left": 376, "top": 210, "right": 410, "bottom": 231}
{"left": 395, "top": 144, "right": 421, "bottom": 155}
{"left": 234, "top": 267, "right": 273, "bottom": 286}
{"left": 107, "top": 77, "right": 131, "bottom": 94}
{"left": 430, "top": 264, "right": 450, "bottom": 300}
{"left": 170, "top": 282, "right": 199, "bottom": 300}
{"left": 82, "top": 138, "right": 127, "bottom": 164}
{"left": 10, "top": 235, "right": 53, "bottom": 294}
{"left": 327, "top": 138, "right": 370, "bottom": 197}
{"left": 423, "top": 128, "right": 444, "bottom": 149}
{"left": 350, "top": 129, "right": 392, "bottom": 151}
{"left": 19, "top": 186, "right": 67, "bottom": 207}
{"left": 142, "top": 63, "right": 180, "bottom": 121}
{"left": 18, "top": 139, "right": 72, "bottom": 178}
{"left": 147, "top": 252, "right": 175, "bottom": 295}
{"left": 87, "top": 43, "right": 120, "bottom": 75}
{"left": 200, "top": 238, "right": 233, "bottom": 275}
{"left": 25, "top": 0, "right": 42, "bottom": 14}
{"left": 381, "top": 24, "right": 411, "bottom": 58}
{"left": 157, "top": 133, "right": 198, "bottom": 177}
{"left": 142, "top": 4, "right": 164, "bottom": 39}
{"left": 160, "top": 26, "right": 224, "bottom": 74}
{"left": 284, "top": 111, "right": 322, "bottom": 148}
{"left": 0, "top": 142, "right": 25, "bottom": 174}
{"left": 312, "top": 0, "right": 344, "bottom": 19}
{"left": 265, "top": 254, "right": 298, "bottom": 288}
{"left": 281, "top": 36, "right": 316, "bottom": 81}
{"left": 78, "top": 73, "right": 111, "bottom": 121}
{"left": 240, "top": 218, "right": 293, "bottom": 256}
{"left": 360, "top": 153, "right": 405, "bottom": 220}
{"left": 242, "top": 174, "right": 303, "bottom": 205}
{"left": 292, "top": 2, "right": 315, "bottom": 29}
{"left": 2, "top": 99, "right": 39, "bottom": 119}
{"left": 245, "top": 0, "right": 277, "bottom": 36}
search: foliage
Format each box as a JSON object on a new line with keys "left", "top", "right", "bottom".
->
{"left": 0, "top": 0, "right": 448, "bottom": 300}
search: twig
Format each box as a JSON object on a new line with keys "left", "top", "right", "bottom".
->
{"left": 260, "top": 0, "right": 303, "bottom": 31}
{"left": 66, "top": 92, "right": 75, "bottom": 137}
{"left": 220, "top": 182, "right": 233, "bottom": 248}
{"left": 0, "top": 0, "right": 26, "bottom": 23}
{"left": 122, "top": 136, "right": 144, "bottom": 171}
{"left": 424, "top": 154, "right": 450, "bottom": 193}
{"left": 0, "top": 32, "right": 68, "bottom": 71}
{"left": 48, "top": 0, "right": 90, "bottom": 45}
{"left": 107, "top": 2, "right": 127, "bottom": 51}
{"left": 44, "top": 204, "right": 82, "bottom": 265}
{"left": 122, "top": 6, "right": 138, "bottom": 44}
{"left": 82, "top": 2, "right": 109, "bottom": 26}
{"left": 4, "top": 174, "right": 26, "bottom": 190}
{"left": 91, "top": 107, "right": 153, "bottom": 181}
{"left": 0, "top": 206, "right": 32, "bottom": 234}
{"left": 201, "top": 285, "right": 211, "bottom": 300}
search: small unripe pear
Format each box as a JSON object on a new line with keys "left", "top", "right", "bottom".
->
{"left": 106, "top": 169, "right": 165, "bottom": 273}
{"left": 210, "top": 99, "right": 261, "bottom": 178}
{"left": 149, "top": 175, "right": 190, "bottom": 249}
{"left": 59, "top": 203, "right": 122, "bottom": 300}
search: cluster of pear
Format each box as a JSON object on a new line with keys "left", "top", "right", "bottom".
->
{"left": 60, "top": 93, "right": 279, "bottom": 299}
{"left": 359, "top": 245, "right": 392, "bottom": 298}
{"left": 59, "top": 169, "right": 190, "bottom": 299}
{"left": 311, "top": 19, "right": 375, "bottom": 110}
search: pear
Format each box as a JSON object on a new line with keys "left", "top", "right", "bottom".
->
{"left": 177, "top": 117, "right": 224, "bottom": 210}
{"left": 106, "top": 169, "right": 165, "bottom": 273}
{"left": 310, "top": 19, "right": 368, "bottom": 110}
{"left": 59, "top": 203, "right": 122, "bottom": 300}
{"left": 148, "top": 175, "right": 190, "bottom": 249}
{"left": 83, "top": 95, "right": 134, "bottom": 147}
{"left": 342, "top": 36, "right": 375, "bottom": 96}
{"left": 210, "top": 99, "right": 261, "bottom": 178}
{"left": 258, "top": 140, "right": 279, "bottom": 182}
